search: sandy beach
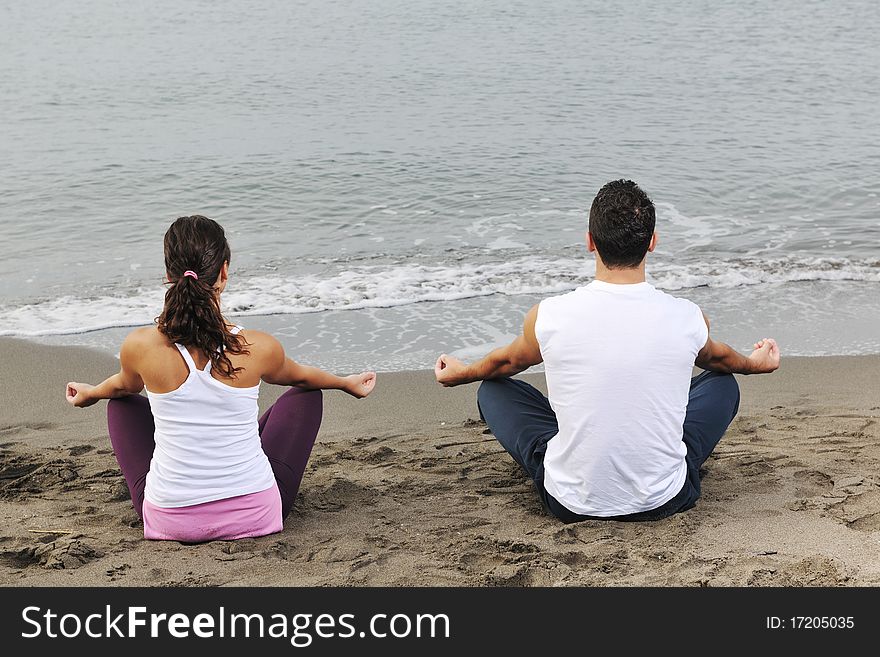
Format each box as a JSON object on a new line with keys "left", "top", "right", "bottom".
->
{"left": 1, "top": 336, "right": 878, "bottom": 586}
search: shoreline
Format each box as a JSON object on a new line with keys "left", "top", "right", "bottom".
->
{"left": 13, "top": 276, "right": 880, "bottom": 372}
{"left": 1, "top": 337, "right": 879, "bottom": 586}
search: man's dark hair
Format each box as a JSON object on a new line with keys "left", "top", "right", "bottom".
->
{"left": 588, "top": 179, "right": 656, "bottom": 269}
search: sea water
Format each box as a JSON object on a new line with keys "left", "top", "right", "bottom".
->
{"left": 2, "top": 0, "right": 878, "bottom": 370}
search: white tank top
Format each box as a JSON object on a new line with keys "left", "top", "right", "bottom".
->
{"left": 144, "top": 328, "right": 276, "bottom": 508}
{"left": 535, "top": 281, "right": 708, "bottom": 517}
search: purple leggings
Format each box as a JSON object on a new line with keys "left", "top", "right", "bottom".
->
{"left": 106, "top": 388, "right": 323, "bottom": 519}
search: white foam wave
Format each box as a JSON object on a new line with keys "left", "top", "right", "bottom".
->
{"left": 1, "top": 255, "right": 877, "bottom": 337}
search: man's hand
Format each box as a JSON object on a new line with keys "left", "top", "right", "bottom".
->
{"left": 696, "top": 310, "right": 781, "bottom": 376}
{"left": 66, "top": 382, "right": 98, "bottom": 408}
{"left": 342, "top": 372, "right": 377, "bottom": 399}
{"left": 434, "top": 354, "right": 470, "bottom": 387}
{"left": 747, "top": 338, "right": 781, "bottom": 374}
{"left": 434, "top": 305, "right": 543, "bottom": 387}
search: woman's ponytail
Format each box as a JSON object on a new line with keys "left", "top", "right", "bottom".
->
{"left": 156, "top": 215, "right": 248, "bottom": 378}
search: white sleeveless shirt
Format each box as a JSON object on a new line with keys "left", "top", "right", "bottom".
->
{"left": 144, "top": 328, "right": 276, "bottom": 508}
{"left": 535, "top": 281, "right": 708, "bottom": 516}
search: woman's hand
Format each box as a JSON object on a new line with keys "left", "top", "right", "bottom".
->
{"left": 342, "top": 372, "right": 377, "bottom": 399}
{"left": 66, "top": 382, "right": 98, "bottom": 408}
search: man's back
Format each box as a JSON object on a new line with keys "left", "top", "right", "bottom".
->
{"left": 435, "top": 179, "right": 777, "bottom": 523}
{"left": 535, "top": 280, "right": 708, "bottom": 516}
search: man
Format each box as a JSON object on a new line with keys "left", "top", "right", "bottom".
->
{"left": 434, "top": 180, "right": 780, "bottom": 522}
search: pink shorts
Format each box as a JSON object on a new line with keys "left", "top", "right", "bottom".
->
{"left": 142, "top": 483, "right": 283, "bottom": 542}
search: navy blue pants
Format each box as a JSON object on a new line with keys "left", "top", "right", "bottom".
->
{"left": 476, "top": 371, "right": 740, "bottom": 523}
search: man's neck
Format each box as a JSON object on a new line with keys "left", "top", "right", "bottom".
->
{"left": 594, "top": 260, "right": 647, "bottom": 284}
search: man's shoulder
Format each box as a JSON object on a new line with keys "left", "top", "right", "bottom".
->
{"left": 539, "top": 286, "right": 587, "bottom": 307}
{"left": 651, "top": 287, "right": 701, "bottom": 313}
{"left": 649, "top": 290, "right": 705, "bottom": 340}
{"left": 534, "top": 288, "right": 593, "bottom": 336}
{"left": 536, "top": 288, "right": 581, "bottom": 320}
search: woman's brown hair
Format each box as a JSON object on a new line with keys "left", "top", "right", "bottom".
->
{"left": 156, "top": 215, "right": 248, "bottom": 378}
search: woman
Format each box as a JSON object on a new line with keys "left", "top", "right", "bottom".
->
{"left": 65, "top": 215, "right": 376, "bottom": 542}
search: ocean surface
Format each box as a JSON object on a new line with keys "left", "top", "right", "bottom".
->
{"left": 2, "top": 0, "right": 878, "bottom": 371}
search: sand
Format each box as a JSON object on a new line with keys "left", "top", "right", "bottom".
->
{"left": 1, "top": 336, "right": 878, "bottom": 586}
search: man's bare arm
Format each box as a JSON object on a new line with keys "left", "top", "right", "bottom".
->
{"left": 434, "top": 305, "right": 543, "bottom": 386}
{"left": 695, "top": 313, "right": 780, "bottom": 375}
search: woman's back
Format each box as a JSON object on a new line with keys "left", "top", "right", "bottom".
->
{"left": 143, "top": 326, "right": 276, "bottom": 508}
{"left": 134, "top": 325, "right": 266, "bottom": 393}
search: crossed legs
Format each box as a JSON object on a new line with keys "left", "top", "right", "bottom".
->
{"left": 106, "top": 388, "right": 323, "bottom": 519}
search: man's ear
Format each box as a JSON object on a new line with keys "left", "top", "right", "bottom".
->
{"left": 586, "top": 231, "right": 597, "bottom": 253}
{"left": 647, "top": 231, "right": 658, "bottom": 253}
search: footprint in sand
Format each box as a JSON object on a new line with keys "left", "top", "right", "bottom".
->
{"left": 215, "top": 539, "right": 258, "bottom": 562}
{"left": 261, "top": 540, "right": 297, "bottom": 561}
{"left": 792, "top": 469, "right": 834, "bottom": 498}
{"left": 0, "top": 422, "right": 57, "bottom": 437}
{"left": 0, "top": 456, "right": 42, "bottom": 482}
{"left": 829, "top": 490, "right": 880, "bottom": 532}
{"left": 360, "top": 446, "right": 395, "bottom": 464}
{"left": 305, "top": 477, "right": 380, "bottom": 512}
{"left": 1, "top": 538, "right": 103, "bottom": 570}
{"left": 106, "top": 479, "right": 131, "bottom": 502}
{"left": 0, "top": 456, "right": 79, "bottom": 498}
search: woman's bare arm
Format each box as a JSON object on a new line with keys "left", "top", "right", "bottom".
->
{"left": 260, "top": 334, "right": 376, "bottom": 398}
{"left": 66, "top": 331, "right": 146, "bottom": 407}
